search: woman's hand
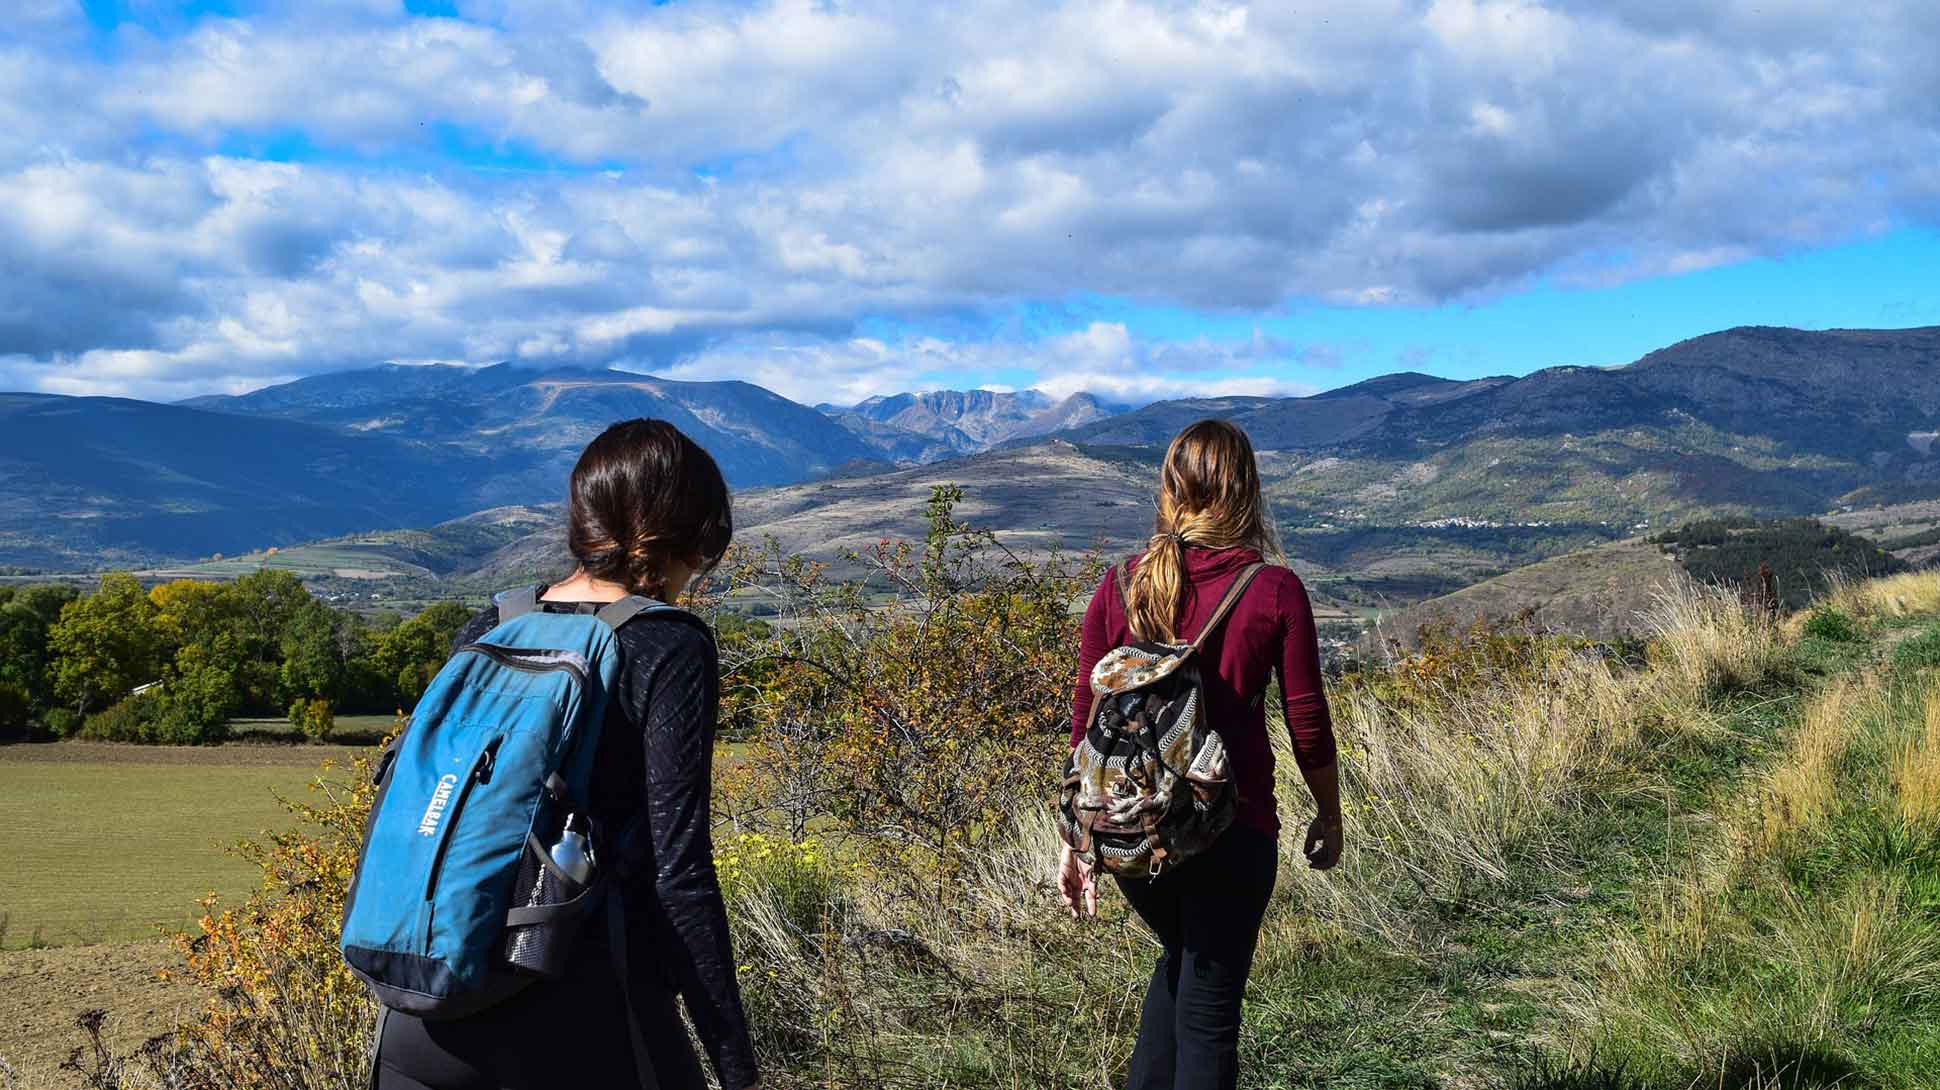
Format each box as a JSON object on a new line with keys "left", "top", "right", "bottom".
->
{"left": 1303, "top": 814, "right": 1344, "bottom": 870}
{"left": 1057, "top": 844, "right": 1098, "bottom": 919}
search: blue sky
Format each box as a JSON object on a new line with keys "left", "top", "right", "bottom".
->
{"left": 3, "top": 1, "right": 1938, "bottom": 405}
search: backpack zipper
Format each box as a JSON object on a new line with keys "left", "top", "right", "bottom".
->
{"left": 420, "top": 736, "right": 504, "bottom": 950}
{"left": 455, "top": 642, "right": 591, "bottom": 688}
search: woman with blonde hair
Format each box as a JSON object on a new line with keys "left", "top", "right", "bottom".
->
{"left": 1060, "top": 418, "right": 1341, "bottom": 1090}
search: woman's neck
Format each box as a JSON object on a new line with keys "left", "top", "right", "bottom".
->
{"left": 540, "top": 570, "right": 633, "bottom": 604}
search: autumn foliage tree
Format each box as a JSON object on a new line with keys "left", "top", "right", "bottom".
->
{"left": 715, "top": 486, "right": 1100, "bottom": 882}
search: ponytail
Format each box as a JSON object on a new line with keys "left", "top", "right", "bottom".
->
{"left": 1124, "top": 420, "right": 1280, "bottom": 642}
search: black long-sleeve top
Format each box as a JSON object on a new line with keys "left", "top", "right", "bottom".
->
{"left": 442, "top": 600, "right": 758, "bottom": 1089}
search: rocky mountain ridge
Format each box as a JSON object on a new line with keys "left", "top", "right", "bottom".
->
{"left": 8, "top": 324, "right": 1940, "bottom": 574}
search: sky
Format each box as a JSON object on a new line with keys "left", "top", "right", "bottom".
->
{"left": 2, "top": 0, "right": 1939, "bottom": 407}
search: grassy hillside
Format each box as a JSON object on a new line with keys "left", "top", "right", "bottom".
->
{"left": 129, "top": 506, "right": 555, "bottom": 608}
{"left": 1376, "top": 537, "right": 1681, "bottom": 644}
{"left": 13, "top": 565, "right": 1940, "bottom": 1088}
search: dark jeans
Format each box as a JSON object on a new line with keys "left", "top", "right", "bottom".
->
{"left": 1114, "top": 826, "right": 1279, "bottom": 1090}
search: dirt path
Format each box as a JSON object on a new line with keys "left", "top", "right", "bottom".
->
{"left": 0, "top": 941, "right": 203, "bottom": 1087}
{"left": 0, "top": 740, "right": 363, "bottom": 767}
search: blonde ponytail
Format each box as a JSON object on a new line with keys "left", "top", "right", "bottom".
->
{"left": 1125, "top": 420, "right": 1281, "bottom": 642}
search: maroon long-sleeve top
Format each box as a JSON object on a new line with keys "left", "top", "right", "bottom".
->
{"left": 1070, "top": 545, "right": 1337, "bottom": 838}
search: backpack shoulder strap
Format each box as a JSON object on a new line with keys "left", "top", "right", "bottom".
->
{"left": 494, "top": 583, "right": 542, "bottom": 621}
{"left": 495, "top": 589, "right": 692, "bottom": 633}
{"left": 595, "top": 595, "right": 670, "bottom": 631}
{"left": 1187, "top": 562, "right": 1266, "bottom": 654}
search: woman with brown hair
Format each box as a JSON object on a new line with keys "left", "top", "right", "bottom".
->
{"left": 374, "top": 419, "right": 759, "bottom": 1090}
{"left": 1060, "top": 418, "right": 1342, "bottom": 1090}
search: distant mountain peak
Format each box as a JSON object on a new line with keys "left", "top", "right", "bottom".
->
{"left": 821, "top": 386, "right": 1127, "bottom": 459}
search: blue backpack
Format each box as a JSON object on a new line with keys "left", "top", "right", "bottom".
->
{"left": 341, "top": 585, "right": 678, "bottom": 1076}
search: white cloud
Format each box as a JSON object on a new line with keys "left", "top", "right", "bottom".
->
{"left": 1, "top": 0, "right": 1938, "bottom": 398}
{"left": 652, "top": 323, "right": 1318, "bottom": 406}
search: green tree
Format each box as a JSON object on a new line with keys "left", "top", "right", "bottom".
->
{"left": 0, "top": 603, "right": 53, "bottom": 721}
{"left": 153, "top": 634, "right": 244, "bottom": 744}
{"left": 372, "top": 601, "right": 474, "bottom": 704}
{"left": 224, "top": 570, "right": 318, "bottom": 712}
{"left": 278, "top": 600, "right": 347, "bottom": 708}
{"left": 13, "top": 584, "right": 78, "bottom": 628}
{"left": 0, "top": 681, "right": 29, "bottom": 737}
{"left": 49, "top": 573, "right": 164, "bottom": 718}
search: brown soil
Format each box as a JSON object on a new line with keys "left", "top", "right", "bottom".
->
{"left": 0, "top": 741, "right": 363, "bottom": 767}
{"left": 0, "top": 941, "right": 204, "bottom": 1087}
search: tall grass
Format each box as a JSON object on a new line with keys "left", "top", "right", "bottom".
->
{"left": 1279, "top": 577, "right": 1785, "bottom": 949}
{"left": 1744, "top": 680, "right": 1869, "bottom": 857}
{"left": 1568, "top": 598, "right": 1940, "bottom": 1089}
{"left": 1641, "top": 576, "right": 1787, "bottom": 705}
{"left": 701, "top": 573, "right": 1810, "bottom": 1084}
{"left": 718, "top": 813, "right": 1156, "bottom": 1088}
{"left": 1893, "top": 689, "right": 1940, "bottom": 829}
{"left": 1824, "top": 570, "right": 1940, "bottom": 623}
{"left": 1283, "top": 651, "right": 1639, "bottom": 945}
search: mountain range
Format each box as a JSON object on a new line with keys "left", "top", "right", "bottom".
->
{"left": 821, "top": 389, "right": 1125, "bottom": 461}
{"left": 6, "top": 324, "right": 1940, "bottom": 582}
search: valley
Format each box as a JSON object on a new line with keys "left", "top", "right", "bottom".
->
{"left": 7, "top": 324, "right": 1940, "bottom": 634}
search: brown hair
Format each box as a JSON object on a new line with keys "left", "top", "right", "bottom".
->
{"left": 1125, "top": 419, "right": 1282, "bottom": 642}
{"left": 565, "top": 419, "right": 732, "bottom": 597}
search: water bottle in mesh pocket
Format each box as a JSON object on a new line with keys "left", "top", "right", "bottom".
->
{"left": 502, "top": 832, "right": 598, "bottom": 978}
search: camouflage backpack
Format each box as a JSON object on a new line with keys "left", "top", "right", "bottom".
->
{"left": 1057, "top": 561, "right": 1264, "bottom": 879}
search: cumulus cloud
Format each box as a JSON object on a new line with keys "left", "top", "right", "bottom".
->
{"left": 653, "top": 322, "right": 1318, "bottom": 406}
{"left": 1, "top": 0, "right": 1938, "bottom": 399}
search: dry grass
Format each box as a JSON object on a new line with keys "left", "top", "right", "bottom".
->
{"left": 1275, "top": 577, "right": 1785, "bottom": 949}
{"left": 1282, "top": 653, "right": 1640, "bottom": 945}
{"left": 717, "top": 810, "right": 1155, "bottom": 1088}
{"left": 1893, "top": 687, "right": 1940, "bottom": 829}
{"left": 1589, "top": 874, "right": 1940, "bottom": 1081}
{"left": 1566, "top": 594, "right": 1940, "bottom": 1089}
{"left": 1824, "top": 569, "right": 1940, "bottom": 622}
{"left": 1640, "top": 576, "right": 1786, "bottom": 707}
{"left": 1743, "top": 680, "right": 1870, "bottom": 857}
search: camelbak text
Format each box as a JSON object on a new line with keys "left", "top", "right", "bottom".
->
{"left": 417, "top": 773, "right": 460, "bottom": 836}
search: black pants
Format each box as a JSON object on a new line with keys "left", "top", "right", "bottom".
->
{"left": 371, "top": 939, "right": 706, "bottom": 1090}
{"left": 1114, "top": 826, "right": 1278, "bottom": 1090}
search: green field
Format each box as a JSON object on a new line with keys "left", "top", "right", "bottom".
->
{"left": 0, "top": 744, "right": 361, "bottom": 949}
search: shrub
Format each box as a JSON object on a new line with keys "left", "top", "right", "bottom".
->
{"left": 0, "top": 681, "right": 29, "bottom": 740}
{"left": 288, "top": 698, "right": 336, "bottom": 742}
{"left": 1893, "top": 624, "right": 1940, "bottom": 672}
{"left": 41, "top": 706, "right": 80, "bottom": 738}
{"left": 1800, "top": 604, "right": 1862, "bottom": 643}
{"left": 713, "top": 485, "right": 1098, "bottom": 886}
{"left": 164, "top": 733, "right": 390, "bottom": 1088}
{"left": 80, "top": 693, "right": 162, "bottom": 742}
